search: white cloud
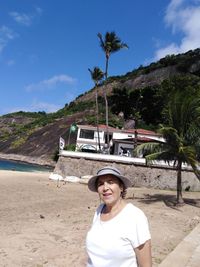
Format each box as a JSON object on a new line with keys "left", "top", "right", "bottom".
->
{"left": 0, "top": 26, "right": 17, "bottom": 53}
{"left": 5, "top": 98, "right": 62, "bottom": 114}
{"left": 6, "top": 101, "right": 61, "bottom": 114}
{"left": 9, "top": 7, "right": 43, "bottom": 27}
{"left": 0, "top": 7, "right": 42, "bottom": 54}
{"left": 155, "top": 43, "right": 180, "bottom": 60}
{"left": 29, "top": 100, "right": 62, "bottom": 113}
{"left": 25, "top": 74, "right": 77, "bottom": 92}
{"left": 9, "top": 12, "right": 33, "bottom": 26}
{"left": 165, "top": 0, "right": 184, "bottom": 32}
{"left": 154, "top": 0, "right": 200, "bottom": 60}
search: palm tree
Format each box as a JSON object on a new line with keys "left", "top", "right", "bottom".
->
{"left": 97, "top": 31, "right": 128, "bottom": 151}
{"left": 88, "top": 67, "right": 104, "bottom": 151}
{"left": 97, "top": 32, "right": 128, "bottom": 79}
{"left": 135, "top": 90, "right": 200, "bottom": 204}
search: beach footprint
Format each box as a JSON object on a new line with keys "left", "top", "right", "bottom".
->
{"left": 0, "top": 248, "right": 7, "bottom": 257}
{"left": 25, "top": 240, "right": 40, "bottom": 253}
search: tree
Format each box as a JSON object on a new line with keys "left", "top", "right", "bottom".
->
{"left": 137, "top": 85, "right": 164, "bottom": 125}
{"left": 135, "top": 90, "right": 200, "bottom": 204}
{"left": 88, "top": 67, "right": 104, "bottom": 150}
{"left": 109, "top": 87, "right": 130, "bottom": 119}
{"left": 97, "top": 31, "right": 128, "bottom": 151}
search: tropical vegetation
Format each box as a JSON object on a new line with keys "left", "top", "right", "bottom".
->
{"left": 135, "top": 78, "right": 200, "bottom": 204}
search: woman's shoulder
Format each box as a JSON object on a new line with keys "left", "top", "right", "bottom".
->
{"left": 122, "top": 203, "right": 149, "bottom": 229}
{"left": 92, "top": 204, "right": 104, "bottom": 223}
{"left": 125, "top": 203, "right": 147, "bottom": 217}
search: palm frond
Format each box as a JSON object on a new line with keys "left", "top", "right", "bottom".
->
{"left": 158, "top": 126, "right": 181, "bottom": 149}
{"left": 88, "top": 67, "right": 104, "bottom": 86}
{"left": 98, "top": 31, "right": 128, "bottom": 54}
{"left": 134, "top": 142, "right": 161, "bottom": 157}
{"left": 145, "top": 151, "right": 167, "bottom": 162}
{"left": 168, "top": 90, "right": 200, "bottom": 138}
{"left": 97, "top": 33, "right": 105, "bottom": 51}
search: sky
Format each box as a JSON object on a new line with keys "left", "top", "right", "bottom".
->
{"left": 0, "top": 0, "right": 200, "bottom": 115}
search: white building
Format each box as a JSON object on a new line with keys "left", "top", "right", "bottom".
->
{"left": 76, "top": 124, "right": 164, "bottom": 156}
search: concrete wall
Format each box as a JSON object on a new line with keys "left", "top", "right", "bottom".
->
{"left": 54, "top": 151, "right": 200, "bottom": 192}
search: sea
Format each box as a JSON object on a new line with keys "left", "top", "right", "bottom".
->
{"left": 0, "top": 159, "right": 53, "bottom": 172}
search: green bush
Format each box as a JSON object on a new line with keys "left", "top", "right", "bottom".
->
{"left": 65, "top": 144, "right": 76, "bottom": 151}
{"left": 11, "top": 137, "right": 27, "bottom": 148}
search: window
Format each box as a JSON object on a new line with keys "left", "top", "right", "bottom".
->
{"left": 79, "top": 129, "right": 94, "bottom": 139}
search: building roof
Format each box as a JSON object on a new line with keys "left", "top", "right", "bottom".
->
{"left": 77, "top": 124, "right": 119, "bottom": 132}
{"left": 77, "top": 124, "right": 160, "bottom": 136}
{"left": 123, "top": 128, "right": 160, "bottom": 136}
{"left": 114, "top": 136, "right": 156, "bottom": 143}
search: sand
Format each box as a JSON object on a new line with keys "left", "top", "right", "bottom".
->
{"left": 0, "top": 170, "right": 200, "bottom": 267}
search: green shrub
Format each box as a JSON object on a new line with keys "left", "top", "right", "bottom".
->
{"left": 65, "top": 144, "right": 76, "bottom": 151}
{"left": 11, "top": 137, "right": 27, "bottom": 148}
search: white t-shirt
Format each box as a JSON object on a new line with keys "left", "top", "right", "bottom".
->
{"left": 86, "top": 203, "right": 151, "bottom": 267}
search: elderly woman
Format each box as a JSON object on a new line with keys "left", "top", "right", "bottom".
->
{"left": 86, "top": 166, "right": 152, "bottom": 267}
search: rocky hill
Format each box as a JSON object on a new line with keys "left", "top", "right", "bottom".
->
{"left": 0, "top": 112, "right": 89, "bottom": 166}
{"left": 0, "top": 48, "right": 200, "bottom": 165}
{"left": 75, "top": 65, "right": 178, "bottom": 103}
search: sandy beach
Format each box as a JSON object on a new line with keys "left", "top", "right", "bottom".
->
{"left": 0, "top": 170, "right": 200, "bottom": 267}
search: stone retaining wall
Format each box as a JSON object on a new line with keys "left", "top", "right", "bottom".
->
{"left": 54, "top": 154, "right": 200, "bottom": 191}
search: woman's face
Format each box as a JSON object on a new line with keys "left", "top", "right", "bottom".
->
{"left": 97, "top": 175, "right": 123, "bottom": 206}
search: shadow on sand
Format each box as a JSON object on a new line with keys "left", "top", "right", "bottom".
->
{"left": 127, "top": 193, "right": 200, "bottom": 210}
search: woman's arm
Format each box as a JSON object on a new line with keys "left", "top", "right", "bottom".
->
{"left": 134, "top": 239, "right": 152, "bottom": 267}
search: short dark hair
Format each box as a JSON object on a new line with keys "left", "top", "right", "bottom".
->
{"left": 119, "top": 180, "right": 127, "bottom": 199}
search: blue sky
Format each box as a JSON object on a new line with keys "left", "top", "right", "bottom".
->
{"left": 0, "top": 0, "right": 200, "bottom": 115}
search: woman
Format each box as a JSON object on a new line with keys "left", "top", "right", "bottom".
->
{"left": 86, "top": 166, "right": 152, "bottom": 267}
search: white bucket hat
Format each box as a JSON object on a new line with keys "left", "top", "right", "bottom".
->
{"left": 88, "top": 166, "right": 132, "bottom": 192}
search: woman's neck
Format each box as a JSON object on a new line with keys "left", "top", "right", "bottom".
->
{"left": 105, "top": 198, "right": 123, "bottom": 213}
{"left": 101, "top": 198, "right": 126, "bottom": 221}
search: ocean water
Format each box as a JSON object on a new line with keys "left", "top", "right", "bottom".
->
{"left": 0, "top": 159, "right": 53, "bottom": 172}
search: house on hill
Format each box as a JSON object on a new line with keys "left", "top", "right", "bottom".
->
{"left": 75, "top": 124, "right": 164, "bottom": 156}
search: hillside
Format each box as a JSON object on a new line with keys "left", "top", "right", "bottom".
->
{"left": 0, "top": 48, "right": 200, "bottom": 165}
{"left": 0, "top": 111, "right": 89, "bottom": 165}
{"left": 75, "top": 48, "right": 200, "bottom": 102}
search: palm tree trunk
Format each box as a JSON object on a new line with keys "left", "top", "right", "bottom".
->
{"left": 105, "top": 55, "right": 110, "bottom": 153}
{"left": 95, "top": 88, "right": 101, "bottom": 151}
{"left": 105, "top": 55, "right": 109, "bottom": 80}
{"left": 177, "top": 161, "right": 184, "bottom": 204}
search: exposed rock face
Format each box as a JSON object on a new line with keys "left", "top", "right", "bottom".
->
{"left": 0, "top": 112, "right": 85, "bottom": 162}
{"left": 123, "top": 66, "right": 178, "bottom": 89}
{"left": 124, "top": 119, "right": 135, "bottom": 129}
{"left": 75, "top": 82, "right": 119, "bottom": 103}
{"left": 75, "top": 66, "right": 178, "bottom": 103}
{"left": 189, "top": 59, "right": 200, "bottom": 74}
{"left": 0, "top": 116, "right": 34, "bottom": 134}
